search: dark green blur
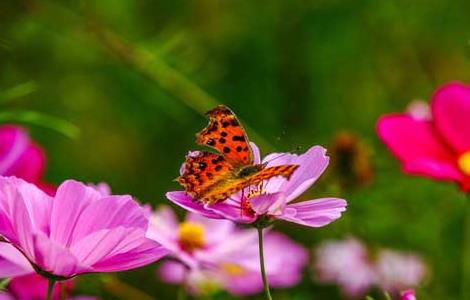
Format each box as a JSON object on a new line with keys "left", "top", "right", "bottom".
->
{"left": 1, "top": 0, "right": 470, "bottom": 299}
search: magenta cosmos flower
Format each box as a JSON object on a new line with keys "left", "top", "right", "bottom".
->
{"left": 400, "top": 289, "right": 417, "bottom": 300}
{"left": 0, "top": 125, "right": 55, "bottom": 195}
{"left": 167, "top": 144, "right": 347, "bottom": 227}
{"left": 0, "top": 177, "right": 167, "bottom": 279}
{"left": 377, "top": 82, "right": 470, "bottom": 191}
{"left": 147, "top": 206, "right": 308, "bottom": 296}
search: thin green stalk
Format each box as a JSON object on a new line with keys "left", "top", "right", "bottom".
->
{"left": 177, "top": 284, "right": 187, "bottom": 300}
{"left": 462, "top": 196, "right": 470, "bottom": 300}
{"left": 257, "top": 227, "right": 272, "bottom": 300}
{"left": 46, "top": 279, "right": 55, "bottom": 300}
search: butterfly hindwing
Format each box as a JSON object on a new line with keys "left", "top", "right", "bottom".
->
{"left": 196, "top": 105, "right": 253, "bottom": 167}
{"left": 200, "top": 164, "right": 299, "bottom": 204}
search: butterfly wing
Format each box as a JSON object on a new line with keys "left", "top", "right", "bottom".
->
{"left": 200, "top": 164, "right": 299, "bottom": 204}
{"left": 196, "top": 105, "right": 253, "bottom": 167}
{"left": 177, "top": 151, "right": 234, "bottom": 199}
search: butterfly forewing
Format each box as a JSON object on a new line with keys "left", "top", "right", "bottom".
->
{"left": 177, "top": 151, "right": 234, "bottom": 199}
{"left": 196, "top": 105, "right": 253, "bottom": 167}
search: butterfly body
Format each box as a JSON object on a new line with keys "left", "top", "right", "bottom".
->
{"left": 177, "top": 105, "right": 299, "bottom": 204}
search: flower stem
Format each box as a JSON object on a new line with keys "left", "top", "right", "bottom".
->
{"left": 257, "top": 227, "right": 272, "bottom": 300}
{"left": 46, "top": 279, "right": 55, "bottom": 300}
{"left": 462, "top": 196, "right": 470, "bottom": 300}
{"left": 177, "top": 284, "right": 187, "bottom": 300}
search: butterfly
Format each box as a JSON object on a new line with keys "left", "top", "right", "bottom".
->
{"left": 177, "top": 105, "right": 299, "bottom": 204}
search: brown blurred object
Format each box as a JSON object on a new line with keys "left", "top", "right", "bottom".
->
{"left": 329, "top": 131, "right": 374, "bottom": 190}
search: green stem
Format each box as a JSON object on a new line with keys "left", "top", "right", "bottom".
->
{"left": 462, "top": 196, "right": 470, "bottom": 300}
{"left": 46, "top": 279, "right": 55, "bottom": 300}
{"left": 177, "top": 284, "right": 187, "bottom": 300}
{"left": 257, "top": 227, "right": 272, "bottom": 300}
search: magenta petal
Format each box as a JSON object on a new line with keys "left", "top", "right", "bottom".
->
{"left": 250, "top": 192, "right": 286, "bottom": 216}
{"left": 432, "top": 82, "right": 470, "bottom": 153}
{"left": 377, "top": 114, "right": 462, "bottom": 181}
{"left": 166, "top": 191, "right": 223, "bottom": 219}
{"left": 280, "top": 198, "right": 347, "bottom": 227}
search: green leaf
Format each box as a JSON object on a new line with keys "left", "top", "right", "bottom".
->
{"left": 0, "top": 110, "right": 80, "bottom": 139}
{"left": 0, "top": 81, "right": 38, "bottom": 103}
{"left": 384, "top": 291, "right": 392, "bottom": 300}
{"left": 365, "top": 296, "right": 376, "bottom": 300}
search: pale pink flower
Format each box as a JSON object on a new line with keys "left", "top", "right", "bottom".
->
{"left": 0, "top": 177, "right": 168, "bottom": 279}
{"left": 167, "top": 144, "right": 347, "bottom": 227}
{"left": 148, "top": 206, "right": 308, "bottom": 296}
{"left": 314, "top": 237, "right": 375, "bottom": 297}
{"left": 406, "top": 100, "right": 431, "bottom": 121}
{"left": 375, "top": 250, "right": 427, "bottom": 292}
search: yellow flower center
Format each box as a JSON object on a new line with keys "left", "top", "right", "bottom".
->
{"left": 458, "top": 151, "right": 470, "bottom": 176}
{"left": 178, "top": 222, "right": 205, "bottom": 252}
{"left": 221, "top": 263, "right": 246, "bottom": 276}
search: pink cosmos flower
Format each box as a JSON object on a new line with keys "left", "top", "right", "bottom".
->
{"left": 167, "top": 144, "right": 347, "bottom": 227}
{"left": 377, "top": 82, "right": 470, "bottom": 191}
{"left": 148, "top": 206, "right": 308, "bottom": 296}
{"left": 375, "top": 250, "right": 427, "bottom": 292}
{"left": 0, "top": 177, "right": 168, "bottom": 279}
{"left": 0, "top": 125, "right": 55, "bottom": 195}
{"left": 313, "top": 237, "right": 427, "bottom": 298}
{"left": 0, "top": 243, "right": 81, "bottom": 300}
{"left": 400, "top": 289, "right": 417, "bottom": 300}
{"left": 313, "top": 237, "right": 376, "bottom": 297}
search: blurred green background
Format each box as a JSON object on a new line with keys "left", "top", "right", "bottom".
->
{"left": 1, "top": 0, "right": 470, "bottom": 299}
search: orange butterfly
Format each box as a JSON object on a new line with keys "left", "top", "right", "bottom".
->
{"left": 177, "top": 105, "right": 299, "bottom": 204}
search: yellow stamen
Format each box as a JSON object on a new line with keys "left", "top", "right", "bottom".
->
{"left": 178, "top": 222, "right": 205, "bottom": 252}
{"left": 458, "top": 151, "right": 470, "bottom": 176}
{"left": 221, "top": 263, "right": 246, "bottom": 276}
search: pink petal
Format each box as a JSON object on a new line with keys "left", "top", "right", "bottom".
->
{"left": 249, "top": 192, "right": 286, "bottom": 216}
{"left": 49, "top": 180, "right": 103, "bottom": 247}
{"left": 263, "top": 146, "right": 330, "bottom": 202}
{"left": 185, "top": 213, "right": 236, "bottom": 245}
{"left": 90, "top": 238, "right": 167, "bottom": 272}
{"left": 147, "top": 206, "right": 179, "bottom": 244}
{"left": 70, "top": 227, "right": 152, "bottom": 267}
{"left": 205, "top": 201, "right": 256, "bottom": 224}
{"left": 432, "top": 82, "right": 470, "bottom": 153}
{"left": 0, "top": 126, "right": 30, "bottom": 176}
{"left": 280, "top": 198, "right": 347, "bottom": 227}
{"left": 165, "top": 191, "right": 223, "bottom": 219}
{"left": 158, "top": 261, "right": 186, "bottom": 284}
{"left": 32, "top": 231, "right": 81, "bottom": 277}
{"left": 0, "top": 243, "right": 33, "bottom": 277}
{"left": 377, "top": 115, "right": 462, "bottom": 181}
{"left": 250, "top": 142, "right": 261, "bottom": 164}
{"left": 68, "top": 195, "right": 148, "bottom": 244}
